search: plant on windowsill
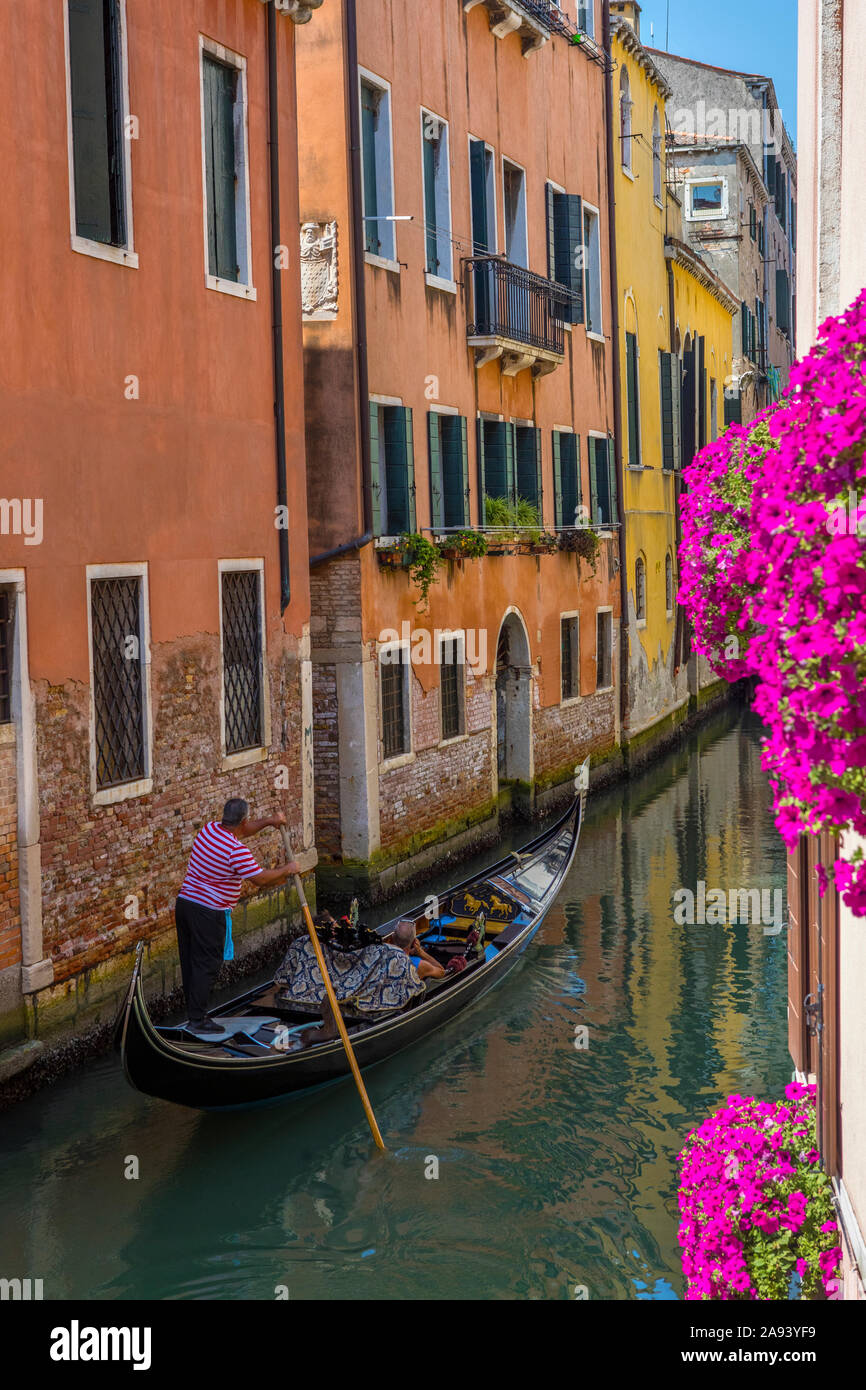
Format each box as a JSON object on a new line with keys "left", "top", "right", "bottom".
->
{"left": 558, "top": 524, "right": 600, "bottom": 572}
{"left": 400, "top": 532, "right": 443, "bottom": 612}
{"left": 484, "top": 497, "right": 544, "bottom": 552}
{"left": 436, "top": 530, "right": 489, "bottom": 562}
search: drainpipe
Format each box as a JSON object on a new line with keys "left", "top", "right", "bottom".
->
{"left": 603, "top": 0, "right": 630, "bottom": 734}
{"left": 267, "top": 0, "right": 291, "bottom": 613}
{"left": 309, "top": 0, "right": 373, "bottom": 568}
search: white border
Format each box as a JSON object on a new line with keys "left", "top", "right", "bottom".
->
{"left": 559, "top": 610, "right": 581, "bottom": 706}
{"left": 199, "top": 36, "right": 257, "bottom": 301}
{"left": 467, "top": 134, "right": 499, "bottom": 255}
{"left": 501, "top": 154, "right": 529, "bottom": 268}
{"left": 63, "top": 0, "right": 138, "bottom": 268}
{"left": 218, "top": 558, "right": 271, "bottom": 770}
{"left": 595, "top": 605, "right": 614, "bottom": 693}
{"left": 583, "top": 200, "right": 603, "bottom": 339}
{"left": 420, "top": 105, "right": 453, "bottom": 284}
{"left": 685, "top": 176, "right": 729, "bottom": 222}
{"left": 377, "top": 638, "right": 414, "bottom": 770}
{"left": 86, "top": 562, "right": 153, "bottom": 805}
{"left": 359, "top": 67, "right": 397, "bottom": 266}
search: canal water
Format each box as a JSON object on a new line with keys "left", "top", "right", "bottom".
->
{"left": 0, "top": 703, "right": 791, "bottom": 1301}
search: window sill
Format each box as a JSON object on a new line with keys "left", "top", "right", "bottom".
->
{"left": 636, "top": 618, "right": 647, "bottom": 630}
{"left": 438, "top": 732, "right": 469, "bottom": 749}
{"left": 221, "top": 746, "right": 269, "bottom": 773}
{"left": 206, "top": 275, "right": 257, "bottom": 301}
{"left": 586, "top": 330, "right": 605, "bottom": 344}
{"left": 595, "top": 684, "right": 614, "bottom": 694}
{"left": 666, "top": 609, "right": 674, "bottom": 621}
{"left": 654, "top": 197, "right": 664, "bottom": 211}
{"left": 381, "top": 750, "right": 415, "bottom": 772}
{"left": 72, "top": 236, "right": 139, "bottom": 270}
{"left": 93, "top": 776, "right": 153, "bottom": 807}
{"left": 560, "top": 695, "right": 582, "bottom": 708}
{"left": 425, "top": 272, "right": 457, "bottom": 294}
{"left": 622, "top": 167, "right": 635, "bottom": 182}
{"left": 0, "top": 722, "right": 16, "bottom": 746}
{"left": 365, "top": 252, "right": 401, "bottom": 274}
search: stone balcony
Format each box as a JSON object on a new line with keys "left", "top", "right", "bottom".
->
{"left": 463, "top": 0, "right": 551, "bottom": 54}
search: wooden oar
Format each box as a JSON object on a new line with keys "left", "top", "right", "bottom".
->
{"left": 279, "top": 826, "right": 385, "bottom": 1151}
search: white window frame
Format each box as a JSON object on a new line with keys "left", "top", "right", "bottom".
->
{"left": 377, "top": 639, "right": 414, "bottom": 770}
{"left": 595, "top": 606, "right": 614, "bottom": 693}
{"left": 577, "top": 1, "right": 595, "bottom": 39}
{"left": 652, "top": 107, "right": 663, "bottom": 207}
{"left": 438, "top": 631, "right": 467, "bottom": 745}
{"left": 501, "top": 156, "right": 528, "bottom": 269}
{"left": 421, "top": 106, "right": 454, "bottom": 289}
{"left": 360, "top": 68, "right": 399, "bottom": 272}
{"left": 467, "top": 135, "right": 499, "bottom": 255}
{"left": 86, "top": 562, "right": 153, "bottom": 805}
{"left": 620, "top": 67, "right": 634, "bottom": 178}
{"left": 582, "top": 202, "right": 604, "bottom": 341}
{"left": 218, "top": 558, "right": 271, "bottom": 771}
{"left": 199, "top": 36, "right": 256, "bottom": 301}
{"left": 686, "top": 177, "right": 729, "bottom": 222}
{"left": 560, "top": 610, "right": 581, "bottom": 706}
{"left": 634, "top": 553, "right": 647, "bottom": 629}
{"left": 63, "top": 0, "right": 138, "bottom": 269}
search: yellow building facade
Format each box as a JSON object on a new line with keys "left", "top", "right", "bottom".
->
{"left": 611, "top": 3, "right": 737, "bottom": 747}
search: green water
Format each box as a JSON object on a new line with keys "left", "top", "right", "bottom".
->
{"left": 0, "top": 704, "right": 791, "bottom": 1300}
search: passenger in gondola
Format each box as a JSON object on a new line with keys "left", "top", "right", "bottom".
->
{"left": 386, "top": 919, "right": 446, "bottom": 981}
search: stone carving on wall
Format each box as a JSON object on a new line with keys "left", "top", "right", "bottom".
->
{"left": 300, "top": 220, "right": 338, "bottom": 319}
{"left": 276, "top": 0, "right": 324, "bottom": 25}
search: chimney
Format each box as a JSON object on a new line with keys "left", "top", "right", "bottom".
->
{"left": 611, "top": 1, "right": 641, "bottom": 39}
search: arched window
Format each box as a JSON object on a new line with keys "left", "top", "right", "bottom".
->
{"left": 665, "top": 553, "right": 674, "bottom": 615}
{"left": 635, "top": 555, "right": 646, "bottom": 621}
{"left": 620, "top": 68, "right": 633, "bottom": 172}
{"left": 652, "top": 108, "right": 662, "bottom": 204}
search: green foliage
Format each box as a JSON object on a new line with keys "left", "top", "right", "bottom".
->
{"left": 439, "top": 529, "right": 488, "bottom": 560}
{"left": 400, "top": 532, "right": 443, "bottom": 612}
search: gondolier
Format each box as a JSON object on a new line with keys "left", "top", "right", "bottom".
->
{"left": 175, "top": 798, "right": 299, "bottom": 1034}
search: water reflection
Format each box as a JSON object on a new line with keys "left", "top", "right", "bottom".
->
{"left": 0, "top": 704, "right": 789, "bottom": 1300}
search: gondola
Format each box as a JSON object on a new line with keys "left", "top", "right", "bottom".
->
{"left": 117, "top": 764, "right": 588, "bottom": 1111}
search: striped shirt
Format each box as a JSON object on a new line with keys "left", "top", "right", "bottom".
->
{"left": 178, "top": 822, "right": 262, "bottom": 910}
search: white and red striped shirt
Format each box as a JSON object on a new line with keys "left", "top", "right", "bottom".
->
{"left": 178, "top": 822, "right": 262, "bottom": 910}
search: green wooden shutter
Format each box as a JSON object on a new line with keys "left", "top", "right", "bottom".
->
{"left": 660, "top": 351, "right": 681, "bottom": 471}
{"left": 589, "top": 440, "right": 599, "bottom": 524}
{"left": 369, "top": 402, "right": 383, "bottom": 536}
{"left": 505, "top": 422, "right": 516, "bottom": 504}
{"left": 477, "top": 418, "right": 487, "bottom": 517}
{"left": 515, "top": 427, "right": 541, "bottom": 511}
{"left": 428, "top": 412, "right": 443, "bottom": 530}
{"left": 361, "top": 83, "right": 379, "bottom": 255}
{"left": 724, "top": 391, "right": 742, "bottom": 426}
{"left": 404, "top": 408, "right": 416, "bottom": 533}
{"left": 546, "top": 183, "right": 556, "bottom": 282}
{"left": 575, "top": 435, "right": 582, "bottom": 508}
{"left": 459, "top": 416, "right": 469, "bottom": 527}
{"left": 69, "top": 0, "right": 124, "bottom": 246}
{"left": 383, "top": 407, "right": 412, "bottom": 533}
{"left": 440, "top": 415, "right": 467, "bottom": 528}
{"left": 469, "top": 140, "right": 489, "bottom": 252}
{"left": 204, "top": 56, "right": 239, "bottom": 282}
{"left": 766, "top": 156, "right": 777, "bottom": 197}
{"left": 607, "top": 435, "right": 619, "bottom": 525}
{"left": 551, "top": 191, "right": 584, "bottom": 325}
{"left": 552, "top": 432, "right": 563, "bottom": 528}
{"left": 741, "top": 303, "right": 750, "bottom": 357}
{"left": 776, "top": 268, "right": 790, "bottom": 335}
{"left": 423, "top": 122, "right": 438, "bottom": 274}
{"left": 697, "top": 336, "right": 707, "bottom": 449}
{"left": 626, "top": 332, "right": 639, "bottom": 467}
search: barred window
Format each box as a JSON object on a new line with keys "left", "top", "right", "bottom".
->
{"left": 440, "top": 637, "right": 464, "bottom": 741}
{"left": 221, "top": 569, "right": 264, "bottom": 755}
{"left": 0, "top": 590, "right": 13, "bottom": 725}
{"left": 561, "top": 616, "right": 580, "bottom": 701}
{"left": 596, "top": 610, "right": 613, "bottom": 691}
{"left": 635, "top": 555, "right": 646, "bottom": 622}
{"left": 666, "top": 553, "right": 674, "bottom": 615}
{"left": 381, "top": 654, "right": 408, "bottom": 760}
{"left": 91, "top": 575, "right": 146, "bottom": 789}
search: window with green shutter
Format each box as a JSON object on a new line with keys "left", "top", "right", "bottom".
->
{"left": 552, "top": 432, "right": 580, "bottom": 528}
{"left": 515, "top": 426, "right": 542, "bottom": 516}
{"left": 590, "top": 436, "right": 616, "bottom": 527}
{"left": 479, "top": 419, "right": 515, "bottom": 517}
{"left": 421, "top": 111, "right": 451, "bottom": 279}
{"left": 546, "top": 185, "right": 584, "bottom": 325}
{"left": 371, "top": 404, "right": 415, "bottom": 535}
{"left": 203, "top": 54, "right": 241, "bottom": 283}
{"left": 429, "top": 413, "right": 468, "bottom": 529}
{"left": 625, "top": 332, "right": 640, "bottom": 467}
{"left": 361, "top": 79, "right": 395, "bottom": 260}
{"left": 776, "top": 267, "right": 790, "bottom": 336}
{"left": 659, "top": 352, "right": 681, "bottom": 472}
{"left": 68, "top": 0, "right": 126, "bottom": 246}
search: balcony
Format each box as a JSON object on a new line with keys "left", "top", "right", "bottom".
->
{"left": 463, "top": 256, "right": 573, "bottom": 376}
{"left": 463, "top": 0, "right": 550, "bottom": 54}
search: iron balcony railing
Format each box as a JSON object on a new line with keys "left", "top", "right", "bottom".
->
{"left": 464, "top": 255, "right": 574, "bottom": 357}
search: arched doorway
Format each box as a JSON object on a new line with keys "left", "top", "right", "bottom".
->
{"left": 495, "top": 610, "right": 533, "bottom": 812}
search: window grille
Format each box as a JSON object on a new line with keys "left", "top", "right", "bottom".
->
{"left": 91, "top": 576, "right": 145, "bottom": 788}
{"left": 561, "top": 617, "right": 579, "bottom": 701}
{"left": 222, "top": 569, "right": 264, "bottom": 755}
{"left": 0, "top": 591, "right": 13, "bottom": 725}
{"left": 635, "top": 557, "right": 646, "bottom": 620}
{"left": 596, "top": 611, "right": 612, "bottom": 690}
{"left": 381, "top": 658, "right": 407, "bottom": 759}
{"left": 440, "top": 639, "right": 462, "bottom": 740}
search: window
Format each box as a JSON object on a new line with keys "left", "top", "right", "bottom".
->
{"left": 652, "top": 108, "right": 662, "bottom": 204}
{"left": 553, "top": 431, "right": 580, "bottom": 528}
{"left": 749, "top": 203, "right": 757, "bottom": 240}
{"left": 380, "top": 652, "right": 408, "bottom": 760}
{"left": 589, "top": 435, "right": 618, "bottom": 526}
{"left": 665, "top": 553, "right": 674, "bottom": 617}
{"left": 561, "top": 616, "right": 580, "bottom": 701}
{"left": 546, "top": 184, "right": 584, "bottom": 324}
{"left": 361, "top": 76, "right": 395, "bottom": 261}
{"left": 758, "top": 218, "right": 765, "bottom": 255}
{"left": 659, "top": 351, "right": 681, "bottom": 472}
{"left": 478, "top": 420, "right": 541, "bottom": 517}
{"left": 578, "top": 1, "right": 595, "bottom": 37}
{"left": 776, "top": 267, "right": 791, "bottom": 337}
{"left": 429, "top": 413, "right": 469, "bottom": 529}
{"left": 625, "top": 331, "right": 640, "bottom": 467}
{"left": 90, "top": 574, "right": 147, "bottom": 790}
{"left": 421, "top": 110, "right": 452, "bottom": 281}
{"left": 502, "top": 160, "right": 528, "bottom": 267}
{"left": 66, "top": 0, "right": 133, "bottom": 257}
{"left": 201, "top": 44, "right": 253, "bottom": 293}
{"left": 583, "top": 204, "right": 603, "bottom": 335}
{"left": 515, "top": 425, "right": 542, "bottom": 513}
{"left": 440, "top": 637, "right": 464, "bottom": 741}
{"left": 620, "top": 68, "right": 633, "bottom": 173}
{"left": 469, "top": 139, "right": 496, "bottom": 254}
{"left": 687, "top": 179, "right": 727, "bottom": 221}
{"left": 635, "top": 556, "right": 646, "bottom": 623}
{"left": 370, "top": 404, "right": 416, "bottom": 535}
{"left": 596, "top": 611, "right": 613, "bottom": 691}
{"left": 0, "top": 591, "right": 12, "bottom": 724}
{"left": 711, "top": 378, "right": 718, "bottom": 441}
{"left": 221, "top": 568, "right": 264, "bottom": 756}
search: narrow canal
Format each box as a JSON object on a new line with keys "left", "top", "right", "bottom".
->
{"left": 0, "top": 702, "right": 790, "bottom": 1300}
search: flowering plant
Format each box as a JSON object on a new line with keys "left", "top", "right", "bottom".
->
{"left": 678, "top": 1083, "right": 842, "bottom": 1300}
{"left": 679, "top": 290, "right": 866, "bottom": 916}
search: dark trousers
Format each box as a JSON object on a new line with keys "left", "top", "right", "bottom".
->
{"left": 175, "top": 897, "right": 227, "bottom": 1023}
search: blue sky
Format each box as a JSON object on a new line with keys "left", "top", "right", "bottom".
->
{"left": 637, "top": 0, "right": 798, "bottom": 144}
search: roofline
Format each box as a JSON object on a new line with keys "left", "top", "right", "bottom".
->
{"left": 667, "top": 140, "right": 772, "bottom": 199}
{"left": 664, "top": 236, "right": 739, "bottom": 316}
{"left": 611, "top": 18, "right": 673, "bottom": 101}
{"left": 645, "top": 46, "right": 771, "bottom": 85}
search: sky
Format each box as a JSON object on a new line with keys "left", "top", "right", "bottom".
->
{"left": 636, "top": 0, "right": 798, "bottom": 145}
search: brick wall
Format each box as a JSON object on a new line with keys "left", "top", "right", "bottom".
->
{"left": 35, "top": 633, "right": 306, "bottom": 984}
{"left": 312, "top": 663, "right": 340, "bottom": 859}
{"left": 533, "top": 689, "right": 618, "bottom": 786}
{"left": 0, "top": 733, "right": 21, "bottom": 972}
